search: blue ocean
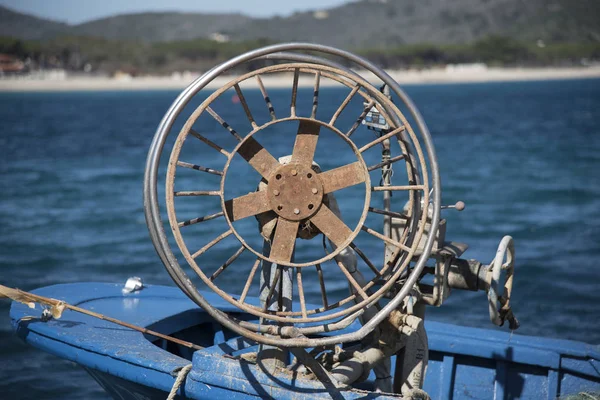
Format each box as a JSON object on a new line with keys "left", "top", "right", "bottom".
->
{"left": 1, "top": 78, "right": 599, "bottom": 399}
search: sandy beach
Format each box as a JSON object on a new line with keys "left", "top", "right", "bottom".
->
{"left": 1, "top": 66, "right": 599, "bottom": 92}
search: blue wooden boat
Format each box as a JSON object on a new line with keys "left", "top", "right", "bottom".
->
{"left": 9, "top": 282, "right": 600, "bottom": 399}
{"left": 6, "top": 43, "right": 600, "bottom": 399}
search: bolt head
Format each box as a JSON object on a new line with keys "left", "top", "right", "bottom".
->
{"left": 291, "top": 169, "right": 298, "bottom": 176}
{"left": 311, "top": 188, "right": 318, "bottom": 194}
{"left": 293, "top": 208, "right": 300, "bottom": 215}
{"left": 273, "top": 189, "right": 280, "bottom": 196}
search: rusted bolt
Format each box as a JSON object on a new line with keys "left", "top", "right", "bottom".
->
{"left": 273, "top": 189, "right": 280, "bottom": 196}
{"left": 291, "top": 169, "right": 298, "bottom": 176}
{"left": 293, "top": 208, "right": 300, "bottom": 215}
{"left": 311, "top": 188, "right": 318, "bottom": 194}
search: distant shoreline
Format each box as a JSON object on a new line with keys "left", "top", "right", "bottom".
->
{"left": 1, "top": 67, "right": 599, "bottom": 92}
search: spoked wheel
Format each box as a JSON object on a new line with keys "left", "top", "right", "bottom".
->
{"left": 145, "top": 44, "right": 440, "bottom": 347}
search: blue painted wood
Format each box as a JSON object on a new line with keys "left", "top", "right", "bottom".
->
{"left": 547, "top": 370, "right": 559, "bottom": 400}
{"left": 440, "top": 355, "right": 455, "bottom": 399}
{"left": 9, "top": 283, "right": 600, "bottom": 399}
{"left": 494, "top": 360, "right": 506, "bottom": 400}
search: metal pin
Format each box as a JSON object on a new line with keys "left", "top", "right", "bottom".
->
{"left": 441, "top": 201, "right": 466, "bottom": 211}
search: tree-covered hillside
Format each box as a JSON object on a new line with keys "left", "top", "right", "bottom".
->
{"left": 0, "top": 1, "right": 598, "bottom": 74}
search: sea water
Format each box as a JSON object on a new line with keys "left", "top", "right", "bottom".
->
{"left": 1, "top": 79, "right": 599, "bottom": 398}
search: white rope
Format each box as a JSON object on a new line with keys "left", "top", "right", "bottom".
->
{"left": 167, "top": 364, "right": 192, "bottom": 400}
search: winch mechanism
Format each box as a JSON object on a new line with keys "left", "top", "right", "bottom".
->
{"left": 144, "top": 43, "right": 519, "bottom": 396}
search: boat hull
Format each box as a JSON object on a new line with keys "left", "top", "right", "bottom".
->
{"left": 10, "top": 283, "right": 600, "bottom": 399}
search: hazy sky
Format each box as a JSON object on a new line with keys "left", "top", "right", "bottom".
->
{"left": 0, "top": 0, "right": 352, "bottom": 24}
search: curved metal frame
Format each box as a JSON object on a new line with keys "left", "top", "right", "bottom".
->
{"left": 488, "top": 235, "right": 515, "bottom": 326}
{"left": 165, "top": 63, "right": 427, "bottom": 325}
{"left": 144, "top": 43, "right": 441, "bottom": 347}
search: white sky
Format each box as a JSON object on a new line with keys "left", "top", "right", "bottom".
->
{"left": 0, "top": 0, "right": 353, "bottom": 24}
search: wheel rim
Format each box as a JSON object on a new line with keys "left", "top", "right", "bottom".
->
{"left": 145, "top": 44, "right": 441, "bottom": 346}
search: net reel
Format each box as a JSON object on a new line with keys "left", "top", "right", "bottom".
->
{"left": 144, "top": 44, "right": 522, "bottom": 395}
{"left": 143, "top": 43, "right": 440, "bottom": 349}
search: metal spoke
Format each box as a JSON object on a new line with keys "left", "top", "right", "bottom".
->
{"left": 178, "top": 211, "right": 224, "bottom": 228}
{"left": 291, "top": 119, "right": 320, "bottom": 167}
{"left": 372, "top": 185, "right": 424, "bottom": 191}
{"left": 189, "top": 129, "right": 230, "bottom": 157}
{"left": 236, "top": 136, "right": 281, "bottom": 179}
{"left": 176, "top": 161, "right": 223, "bottom": 176}
{"left": 256, "top": 75, "right": 276, "bottom": 120}
{"left": 361, "top": 225, "right": 411, "bottom": 253}
{"left": 311, "top": 71, "right": 321, "bottom": 119}
{"left": 329, "top": 85, "right": 360, "bottom": 126}
{"left": 234, "top": 84, "right": 258, "bottom": 129}
{"left": 309, "top": 204, "right": 353, "bottom": 248}
{"left": 319, "top": 161, "right": 366, "bottom": 194}
{"left": 206, "top": 106, "right": 243, "bottom": 141}
{"left": 296, "top": 268, "right": 308, "bottom": 318}
{"left": 210, "top": 246, "right": 246, "bottom": 281}
{"left": 263, "top": 266, "right": 282, "bottom": 312}
{"left": 191, "top": 229, "right": 233, "bottom": 259}
{"left": 349, "top": 243, "right": 381, "bottom": 277}
{"left": 174, "top": 190, "right": 220, "bottom": 197}
{"left": 336, "top": 258, "right": 368, "bottom": 300}
{"left": 291, "top": 68, "right": 299, "bottom": 117}
{"left": 224, "top": 190, "right": 272, "bottom": 221}
{"left": 368, "top": 207, "right": 408, "bottom": 220}
{"left": 239, "top": 258, "right": 261, "bottom": 303}
{"left": 315, "top": 264, "right": 329, "bottom": 309}
{"left": 269, "top": 218, "right": 299, "bottom": 263}
{"left": 367, "top": 154, "right": 405, "bottom": 172}
{"left": 346, "top": 99, "right": 375, "bottom": 137}
{"left": 358, "top": 126, "right": 406, "bottom": 153}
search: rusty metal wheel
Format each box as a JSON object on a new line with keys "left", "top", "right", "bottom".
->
{"left": 145, "top": 44, "right": 440, "bottom": 347}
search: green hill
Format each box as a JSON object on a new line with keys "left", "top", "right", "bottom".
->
{"left": 71, "top": 12, "right": 252, "bottom": 43}
{"left": 228, "top": 0, "right": 600, "bottom": 48}
{"left": 0, "top": 5, "right": 68, "bottom": 40}
{"left": 1, "top": 1, "right": 599, "bottom": 74}
{"left": 1, "top": 0, "right": 599, "bottom": 47}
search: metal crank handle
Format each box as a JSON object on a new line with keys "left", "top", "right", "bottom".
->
{"left": 488, "top": 236, "right": 518, "bottom": 329}
{"left": 445, "top": 236, "right": 519, "bottom": 330}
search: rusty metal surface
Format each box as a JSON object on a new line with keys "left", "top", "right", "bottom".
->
{"left": 146, "top": 45, "right": 440, "bottom": 348}
{"left": 236, "top": 136, "right": 281, "bottom": 179}
{"left": 291, "top": 119, "right": 320, "bottom": 167}
{"left": 164, "top": 62, "right": 430, "bottom": 335}
{"left": 310, "top": 204, "right": 354, "bottom": 248}
{"left": 211, "top": 115, "right": 372, "bottom": 272}
{"left": 267, "top": 164, "right": 323, "bottom": 222}
{"left": 320, "top": 161, "right": 366, "bottom": 194}
{"left": 269, "top": 218, "right": 300, "bottom": 263}
{"left": 224, "top": 190, "right": 271, "bottom": 221}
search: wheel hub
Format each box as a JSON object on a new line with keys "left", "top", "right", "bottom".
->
{"left": 267, "top": 163, "right": 324, "bottom": 221}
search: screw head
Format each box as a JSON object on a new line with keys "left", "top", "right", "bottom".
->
{"left": 291, "top": 169, "right": 298, "bottom": 176}
{"left": 273, "top": 189, "right": 280, "bottom": 196}
{"left": 311, "top": 188, "right": 318, "bottom": 194}
{"left": 293, "top": 208, "right": 300, "bottom": 215}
